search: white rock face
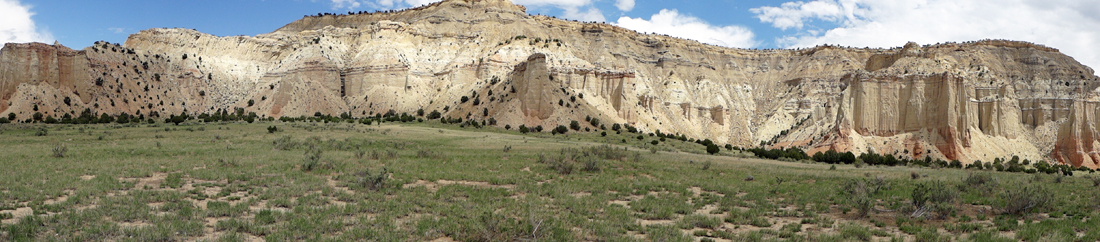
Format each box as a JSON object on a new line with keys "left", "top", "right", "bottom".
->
{"left": 2, "top": 0, "right": 1099, "bottom": 168}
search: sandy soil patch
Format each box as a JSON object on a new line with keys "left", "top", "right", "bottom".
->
{"left": 0, "top": 207, "right": 33, "bottom": 224}
{"left": 118, "top": 220, "right": 152, "bottom": 229}
{"left": 119, "top": 172, "right": 168, "bottom": 190}
{"left": 402, "top": 179, "right": 515, "bottom": 192}
{"left": 693, "top": 204, "right": 721, "bottom": 215}
{"left": 430, "top": 236, "right": 457, "bottom": 242}
{"left": 637, "top": 218, "right": 676, "bottom": 226}
{"left": 327, "top": 176, "right": 355, "bottom": 194}
{"left": 689, "top": 186, "right": 726, "bottom": 198}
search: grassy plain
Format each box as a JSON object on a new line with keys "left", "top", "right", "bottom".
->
{"left": 1, "top": 121, "right": 1099, "bottom": 241}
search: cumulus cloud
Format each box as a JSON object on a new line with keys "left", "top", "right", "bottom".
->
{"left": 331, "top": 0, "right": 362, "bottom": 10}
{"left": 615, "top": 0, "right": 635, "bottom": 12}
{"left": 615, "top": 9, "right": 757, "bottom": 48}
{"left": 752, "top": 0, "right": 1100, "bottom": 69}
{"left": 357, "top": 0, "right": 610, "bottom": 22}
{"left": 750, "top": 0, "right": 850, "bottom": 30}
{"left": 512, "top": 0, "right": 606, "bottom": 22}
{"left": 511, "top": 0, "right": 593, "bottom": 8}
{"left": 0, "top": 0, "right": 52, "bottom": 44}
{"left": 562, "top": 7, "right": 606, "bottom": 22}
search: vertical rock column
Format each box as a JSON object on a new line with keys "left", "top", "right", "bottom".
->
{"left": 512, "top": 53, "right": 555, "bottom": 120}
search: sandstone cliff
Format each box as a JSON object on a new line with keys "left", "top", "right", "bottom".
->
{"left": 2, "top": 0, "right": 1099, "bottom": 168}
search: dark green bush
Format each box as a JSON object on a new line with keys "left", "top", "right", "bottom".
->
{"left": 706, "top": 143, "right": 720, "bottom": 155}
{"left": 553, "top": 125, "right": 568, "bottom": 134}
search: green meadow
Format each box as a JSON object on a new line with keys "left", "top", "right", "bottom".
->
{"left": 1, "top": 121, "right": 1099, "bottom": 241}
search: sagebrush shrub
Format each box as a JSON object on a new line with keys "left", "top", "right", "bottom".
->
{"left": 272, "top": 135, "right": 295, "bottom": 150}
{"left": 551, "top": 159, "right": 574, "bottom": 175}
{"left": 910, "top": 181, "right": 957, "bottom": 219}
{"left": 581, "top": 157, "right": 600, "bottom": 172}
{"left": 51, "top": 144, "right": 67, "bottom": 158}
{"left": 999, "top": 183, "right": 1050, "bottom": 215}
{"left": 301, "top": 148, "right": 322, "bottom": 171}
{"left": 1088, "top": 176, "right": 1100, "bottom": 187}
{"left": 355, "top": 168, "right": 390, "bottom": 191}
{"left": 416, "top": 149, "right": 444, "bottom": 159}
{"left": 840, "top": 177, "right": 889, "bottom": 217}
{"left": 959, "top": 172, "right": 997, "bottom": 194}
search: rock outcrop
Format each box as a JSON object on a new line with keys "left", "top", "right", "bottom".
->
{"left": 2, "top": 0, "right": 1099, "bottom": 168}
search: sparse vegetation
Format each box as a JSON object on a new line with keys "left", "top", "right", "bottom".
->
{"left": 998, "top": 183, "right": 1051, "bottom": 215}
{"left": 352, "top": 168, "right": 389, "bottom": 191}
{"left": 51, "top": 144, "right": 67, "bottom": 158}
{"left": 301, "top": 146, "right": 323, "bottom": 171}
{"left": 0, "top": 122, "right": 1097, "bottom": 241}
{"left": 907, "top": 181, "right": 956, "bottom": 219}
{"left": 839, "top": 177, "right": 888, "bottom": 217}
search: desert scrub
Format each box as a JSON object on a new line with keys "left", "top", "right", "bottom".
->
{"left": 580, "top": 156, "right": 600, "bottom": 172}
{"left": 678, "top": 214, "right": 722, "bottom": 229}
{"left": 908, "top": 181, "right": 957, "bottom": 219}
{"left": 353, "top": 149, "right": 366, "bottom": 159}
{"left": 51, "top": 143, "right": 67, "bottom": 158}
{"left": 643, "top": 225, "right": 693, "bottom": 242}
{"left": 34, "top": 127, "right": 48, "bottom": 136}
{"left": 301, "top": 147, "right": 323, "bottom": 171}
{"left": 272, "top": 135, "right": 296, "bottom": 150}
{"left": 6, "top": 122, "right": 1100, "bottom": 241}
{"left": 1087, "top": 175, "right": 1100, "bottom": 187}
{"left": 630, "top": 194, "right": 694, "bottom": 220}
{"left": 959, "top": 172, "right": 997, "bottom": 194}
{"left": 839, "top": 176, "right": 889, "bottom": 217}
{"left": 163, "top": 173, "right": 184, "bottom": 189}
{"left": 352, "top": 168, "right": 390, "bottom": 191}
{"left": 998, "top": 183, "right": 1050, "bottom": 215}
{"left": 724, "top": 208, "right": 771, "bottom": 227}
{"left": 416, "top": 148, "right": 445, "bottom": 160}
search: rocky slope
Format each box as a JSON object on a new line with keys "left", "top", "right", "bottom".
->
{"left": 2, "top": 0, "right": 1099, "bottom": 168}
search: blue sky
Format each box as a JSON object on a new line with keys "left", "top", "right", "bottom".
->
{"left": 3, "top": 0, "right": 1100, "bottom": 68}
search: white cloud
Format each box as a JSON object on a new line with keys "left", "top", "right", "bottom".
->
{"left": 512, "top": 0, "right": 606, "bottom": 22}
{"left": 108, "top": 27, "right": 125, "bottom": 34}
{"left": 615, "top": 0, "right": 635, "bottom": 12}
{"left": 750, "top": 0, "right": 850, "bottom": 30}
{"left": 331, "top": 0, "right": 361, "bottom": 10}
{"left": 362, "top": 0, "right": 435, "bottom": 10}
{"left": 562, "top": 7, "right": 606, "bottom": 22}
{"left": 752, "top": 0, "right": 1100, "bottom": 69}
{"left": 363, "top": 0, "right": 609, "bottom": 22}
{"left": 0, "top": 0, "right": 52, "bottom": 44}
{"left": 615, "top": 9, "right": 757, "bottom": 48}
{"left": 511, "top": 0, "right": 593, "bottom": 8}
